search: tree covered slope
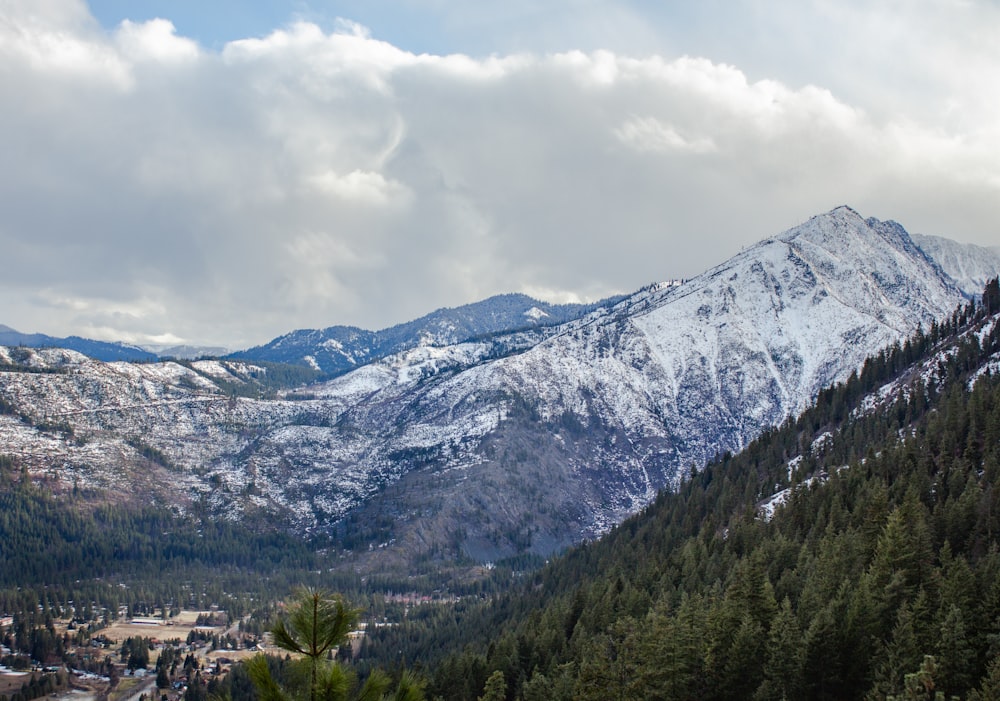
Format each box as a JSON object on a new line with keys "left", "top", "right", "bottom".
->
{"left": 357, "top": 279, "right": 1000, "bottom": 701}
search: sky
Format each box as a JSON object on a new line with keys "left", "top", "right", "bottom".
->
{"left": 1, "top": 0, "right": 998, "bottom": 349}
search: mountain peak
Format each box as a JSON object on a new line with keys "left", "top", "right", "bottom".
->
{"left": 779, "top": 205, "right": 875, "bottom": 241}
{"left": 829, "top": 203, "right": 863, "bottom": 219}
{"left": 771, "top": 207, "right": 942, "bottom": 279}
{"left": 912, "top": 233, "right": 1000, "bottom": 298}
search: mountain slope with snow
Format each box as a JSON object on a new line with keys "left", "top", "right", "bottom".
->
{"left": 0, "top": 207, "right": 984, "bottom": 574}
{"left": 302, "top": 207, "right": 965, "bottom": 563}
{"left": 912, "top": 233, "right": 1000, "bottom": 298}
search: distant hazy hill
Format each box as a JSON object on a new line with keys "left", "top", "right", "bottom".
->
{"left": 0, "top": 325, "right": 157, "bottom": 362}
{"left": 912, "top": 232, "right": 1000, "bottom": 297}
{"left": 142, "top": 343, "right": 231, "bottom": 360}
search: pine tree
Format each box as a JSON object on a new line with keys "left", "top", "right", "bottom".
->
{"left": 638, "top": 594, "right": 705, "bottom": 700}
{"left": 935, "top": 605, "right": 974, "bottom": 698}
{"left": 268, "top": 590, "right": 357, "bottom": 701}
{"left": 246, "top": 589, "right": 424, "bottom": 701}
{"left": 478, "top": 670, "right": 505, "bottom": 701}
{"left": 870, "top": 600, "right": 924, "bottom": 700}
{"left": 574, "top": 618, "right": 642, "bottom": 701}
{"left": 156, "top": 666, "right": 170, "bottom": 690}
{"left": 969, "top": 655, "right": 1000, "bottom": 701}
{"left": 893, "top": 655, "right": 942, "bottom": 701}
{"left": 804, "top": 600, "right": 846, "bottom": 701}
{"left": 754, "top": 597, "right": 805, "bottom": 701}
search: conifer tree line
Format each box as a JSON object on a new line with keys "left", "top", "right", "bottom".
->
{"left": 354, "top": 278, "right": 1000, "bottom": 700}
{"left": 0, "top": 669, "right": 68, "bottom": 701}
{"left": 0, "top": 477, "right": 323, "bottom": 624}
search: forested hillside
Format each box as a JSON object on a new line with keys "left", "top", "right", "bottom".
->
{"left": 356, "top": 278, "right": 1000, "bottom": 700}
{"left": 0, "top": 456, "right": 330, "bottom": 623}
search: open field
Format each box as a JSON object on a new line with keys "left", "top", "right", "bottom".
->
{"left": 97, "top": 612, "right": 226, "bottom": 644}
{"left": 204, "top": 648, "right": 257, "bottom": 662}
{"left": 0, "top": 670, "right": 33, "bottom": 696}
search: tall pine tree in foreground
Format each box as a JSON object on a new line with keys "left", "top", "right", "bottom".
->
{"left": 247, "top": 589, "right": 425, "bottom": 701}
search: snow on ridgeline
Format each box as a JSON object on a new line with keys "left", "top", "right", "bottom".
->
{"left": 0, "top": 207, "right": 987, "bottom": 565}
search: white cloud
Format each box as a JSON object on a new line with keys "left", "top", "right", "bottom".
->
{"left": 0, "top": 0, "right": 998, "bottom": 348}
{"left": 616, "top": 116, "right": 716, "bottom": 154}
{"left": 520, "top": 287, "right": 587, "bottom": 305}
{"left": 0, "top": 0, "right": 131, "bottom": 87}
{"left": 279, "top": 232, "right": 372, "bottom": 308}
{"left": 305, "top": 169, "right": 409, "bottom": 205}
{"left": 115, "top": 18, "right": 199, "bottom": 64}
{"left": 80, "top": 326, "right": 185, "bottom": 346}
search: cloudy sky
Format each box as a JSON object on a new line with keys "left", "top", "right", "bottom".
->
{"left": 2, "top": 0, "right": 998, "bottom": 349}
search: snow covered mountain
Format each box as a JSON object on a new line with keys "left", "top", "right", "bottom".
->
{"left": 0, "top": 207, "right": 983, "bottom": 573}
{"left": 912, "top": 233, "right": 1000, "bottom": 298}
{"left": 228, "top": 293, "right": 624, "bottom": 375}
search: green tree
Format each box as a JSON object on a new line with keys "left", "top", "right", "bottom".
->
{"left": 705, "top": 558, "right": 773, "bottom": 701}
{"left": 156, "top": 665, "right": 170, "bottom": 689}
{"left": 935, "top": 605, "right": 974, "bottom": 698}
{"left": 754, "top": 597, "right": 805, "bottom": 701}
{"left": 574, "top": 618, "right": 642, "bottom": 701}
{"left": 185, "top": 671, "right": 207, "bottom": 701}
{"left": 969, "top": 655, "right": 1000, "bottom": 701}
{"left": 247, "top": 589, "right": 424, "bottom": 701}
{"left": 870, "top": 599, "right": 924, "bottom": 700}
{"left": 478, "top": 670, "right": 505, "bottom": 701}
{"left": 638, "top": 593, "right": 706, "bottom": 700}
{"left": 892, "top": 655, "right": 942, "bottom": 701}
{"left": 270, "top": 589, "right": 359, "bottom": 701}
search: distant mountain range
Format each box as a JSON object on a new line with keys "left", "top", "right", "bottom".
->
{"left": 0, "top": 295, "right": 624, "bottom": 369}
{"left": 1, "top": 206, "right": 998, "bottom": 577}
{"left": 3, "top": 230, "right": 994, "bottom": 371}
{"left": 0, "top": 325, "right": 157, "bottom": 362}
{"left": 226, "top": 293, "right": 627, "bottom": 375}
{"left": 144, "top": 343, "right": 232, "bottom": 360}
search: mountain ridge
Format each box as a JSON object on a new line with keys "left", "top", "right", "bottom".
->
{"left": 5, "top": 213, "right": 997, "bottom": 371}
{"left": 227, "top": 292, "right": 627, "bottom": 375}
{"left": 0, "top": 206, "right": 997, "bottom": 577}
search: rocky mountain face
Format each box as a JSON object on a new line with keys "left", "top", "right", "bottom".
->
{"left": 0, "top": 207, "right": 985, "bottom": 573}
